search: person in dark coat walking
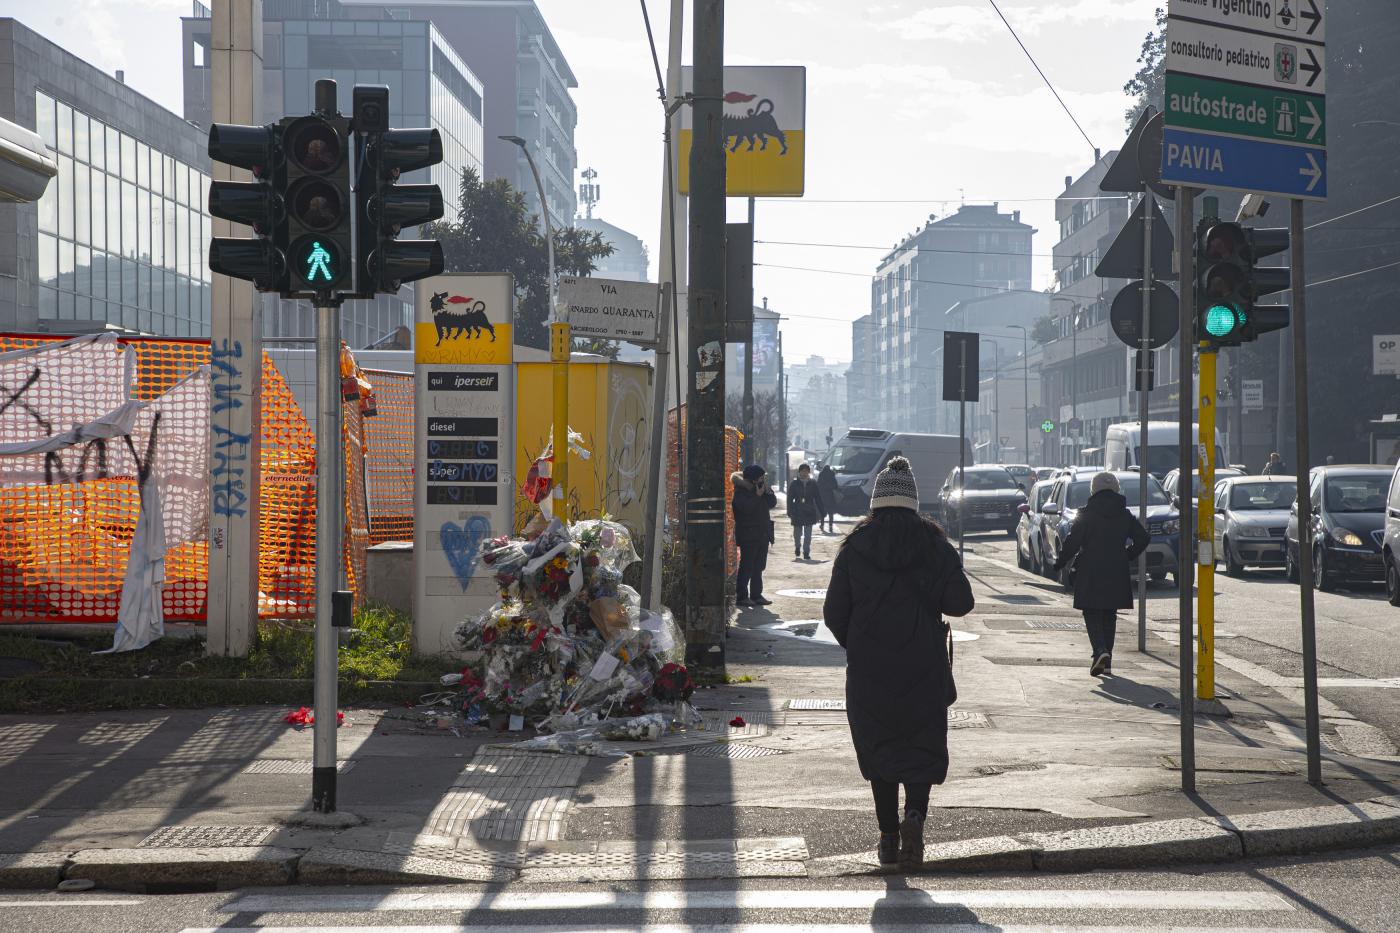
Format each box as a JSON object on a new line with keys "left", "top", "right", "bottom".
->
{"left": 817, "top": 462, "right": 839, "bottom": 533}
{"left": 732, "top": 464, "right": 777, "bottom": 607}
{"left": 823, "top": 456, "right": 975, "bottom": 868}
{"left": 1262, "top": 451, "right": 1288, "bottom": 476}
{"left": 1053, "top": 471, "right": 1150, "bottom": 677}
{"left": 786, "top": 463, "right": 824, "bottom": 559}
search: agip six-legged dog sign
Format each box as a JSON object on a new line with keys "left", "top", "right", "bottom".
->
{"left": 679, "top": 66, "right": 806, "bottom": 198}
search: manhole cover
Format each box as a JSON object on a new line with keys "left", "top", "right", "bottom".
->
{"left": 974, "top": 763, "right": 1046, "bottom": 776}
{"left": 948, "top": 709, "right": 991, "bottom": 729}
{"left": 789, "top": 698, "right": 846, "bottom": 710}
{"left": 775, "top": 588, "right": 827, "bottom": 600}
{"left": 139, "top": 825, "right": 275, "bottom": 848}
{"left": 0, "top": 657, "right": 42, "bottom": 680}
{"left": 1024, "top": 620, "right": 1084, "bottom": 631}
{"left": 1160, "top": 756, "right": 1296, "bottom": 774}
{"left": 687, "top": 743, "right": 789, "bottom": 760}
{"left": 242, "top": 759, "right": 356, "bottom": 775}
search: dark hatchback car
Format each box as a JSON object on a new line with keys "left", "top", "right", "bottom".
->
{"left": 1285, "top": 466, "right": 1392, "bottom": 591}
{"left": 938, "top": 465, "right": 1027, "bottom": 536}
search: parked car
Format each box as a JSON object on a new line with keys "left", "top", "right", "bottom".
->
{"left": 1385, "top": 460, "right": 1400, "bottom": 606}
{"left": 1211, "top": 475, "right": 1297, "bottom": 576}
{"left": 1285, "top": 465, "right": 1391, "bottom": 591}
{"left": 1039, "top": 470, "right": 1180, "bottom": 587}
{"left": 1032, "top": 466, "right": 1058, "bottom": 483}
{"left": 1016, "top": 480, "right": 1056, "bottom": 574}
{"left": 1002, "top": 463, "right": 1035, "bottom": 490}
{"left": 938, "top": 465, "right": 1027, "bottom": 537}
{"left": 1163, "top": 467, "right": 1244, "bottom": 505}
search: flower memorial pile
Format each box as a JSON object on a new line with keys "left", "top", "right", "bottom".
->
{"left": 452, "top": 517, "right": 690, "bottom": 731}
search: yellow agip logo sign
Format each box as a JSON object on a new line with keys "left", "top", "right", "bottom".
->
{"left": 679, "top": 66, "right": 806, "bottom": 198}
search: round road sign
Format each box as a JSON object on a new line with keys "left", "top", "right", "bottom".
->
{"left": 1109, "top": 281, "right": 1180, "bottom": 350}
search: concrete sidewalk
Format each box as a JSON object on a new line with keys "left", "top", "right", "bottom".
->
{"left": 1, "top": 520, "right": 1399, "bottom": 890}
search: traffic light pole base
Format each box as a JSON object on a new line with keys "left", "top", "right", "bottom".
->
{"left": 312, "top": 766, "right": 337, "bottom": 813}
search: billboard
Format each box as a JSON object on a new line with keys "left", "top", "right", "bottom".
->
{"left": 679, "top": 66, "right": 806, "bottom": 197}
{"left": 752, "top": 316, "right": 780, "bottom": 392}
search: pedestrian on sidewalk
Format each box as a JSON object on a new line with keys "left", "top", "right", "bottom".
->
{"left": 1262, "top": 451, "right": 1288, "bottom": 476}
{"left": 823, "top": 456, "right": 974, "bottom": 868}
{"left": 732, "top": 463, "right": 777, "bottom": 608}
{"left": 817, "top": 461, "right": 839, "bottom": 534}
{"left": 1052, "top": 471, "right": 1150, "bottom": 677}
{"left": 787, "top": 463, "right": 824, "bottom": 560}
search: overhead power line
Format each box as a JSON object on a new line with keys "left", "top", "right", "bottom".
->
{"left": 986, "top": 0, "right": 1096, "bottom": 154}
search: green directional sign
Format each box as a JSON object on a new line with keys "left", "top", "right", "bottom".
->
{"left": 1165, "top": 73, "right": 1325, "bottom": 146}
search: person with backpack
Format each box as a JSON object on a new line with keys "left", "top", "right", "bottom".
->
{"left": 731, "top": 463, "right": 777, "bottom": 608}
{"left": 817, "top": 461, "right": 840, "bottom": 534}
{"left": 1052, "top": 471, "right": 1150, "bottom": 676}
{"left": 823, "top": 456, "right": 974, "bottom": 868}
{"left": 786, "top": 463, "right": 824, "bottom": 560}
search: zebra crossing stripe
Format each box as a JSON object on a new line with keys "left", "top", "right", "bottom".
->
{"left": 221, "top": 888, "right": 1295, "bottom": 913}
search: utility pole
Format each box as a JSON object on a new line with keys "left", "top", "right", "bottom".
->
{"left": 1175, "top": 186, "right": 1197, "bottom": 794}
{"left": 778, "top": 330, "right": 787, "bottom": 490}
{"left": 205, "top": 0, "right": 262, "bottom": 658}
{"left": 1136, "top": 193, "right": 1154, "bottom": 654}
{"left": 683, "top": 0, "right": 726, "bottom": 671}
{"left": 743, "top": 197, "right": 756, "bottom": 462}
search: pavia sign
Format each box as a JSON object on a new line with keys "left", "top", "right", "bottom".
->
{"left": 559, "top": 276, "right": 661, "bottom": 347}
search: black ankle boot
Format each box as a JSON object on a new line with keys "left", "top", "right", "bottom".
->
{"left": 878, "top": 832, "right": 899, "bottom": 865}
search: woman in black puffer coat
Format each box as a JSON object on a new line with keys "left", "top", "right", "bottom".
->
{"left": 823, "top": 456, "right": 974, "bottom": 869}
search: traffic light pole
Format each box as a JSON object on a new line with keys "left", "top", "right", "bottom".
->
{"left": 1291, "top": 197, "right": 1323, "bottom": 786}
{"left": 313, "top": 297, "right": 342, "bottom": 812}
{"left": 1197, "top": 348, "right": 1216, "bottom": 701}
{"left": 1175, "top": 186, "right": 1197, "bottom": 794}
{"left": 1136, "top": 194, "right": 1153, "bottom": 654}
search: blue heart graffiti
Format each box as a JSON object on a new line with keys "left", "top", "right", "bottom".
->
{"left": 440, "top": 515, "right": 492, "bottom": 590}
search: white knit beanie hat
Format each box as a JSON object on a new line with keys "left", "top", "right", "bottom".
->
{"left": 869, "top": 456, "right": 919, "bottom": 511}
{"left": 1091, "top": 471, "right": 1120, "bottom": 494}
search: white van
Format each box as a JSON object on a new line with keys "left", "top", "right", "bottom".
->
{"left": 1104, "top": 421, "right": 1226, "bottom": 482}
{"left": 825, "top": 430, "right": 972, "bottom": 515}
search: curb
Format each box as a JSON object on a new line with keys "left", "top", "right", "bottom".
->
{"left": 7, "top": 795, "right": 1400, "bottom": 890}
{"left": 811, "top": 793, "right": 1400, "bottom": 876}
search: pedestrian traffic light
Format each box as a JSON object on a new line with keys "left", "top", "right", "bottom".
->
{"left": 353, "top": 86, "right": 444, "bottom": 296}
{"left": 1195, "top": 221, "right": 1291, "bottom": 347}
{"left": 282, "top": 113, "right": 353, "bottom": 296}
{"left": 207, "top": 122, "right": 285, "bottom": 291}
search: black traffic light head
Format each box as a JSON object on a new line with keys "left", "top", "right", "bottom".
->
{"left": 353, "top": 91, "right": 445, "bottom": 296}
{"left": 282, "top": 113, "right": 353, "bottom": 295}
{"left": 1197, "top": 221, "right": 1250, "bottom": 347}
{"left": 1242, "top": 226, "right": 1291, "bottom": 340}
{"left": 207, "top": 122, "right": 285, "bottom": 291}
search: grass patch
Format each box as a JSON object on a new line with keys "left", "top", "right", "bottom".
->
{"left": 0, "top": 605, "right": 451, "bottom": 712}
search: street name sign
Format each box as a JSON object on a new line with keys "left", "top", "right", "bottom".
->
{"left": 1163, "top": 0, "right": 1327, "bottom": 201}
{"left": 559, "top": 276, "right": 661, "bottom": 347}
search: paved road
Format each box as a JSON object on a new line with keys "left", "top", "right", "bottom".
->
{"left": 5, "top": 847, "right": 1400, "bottom": 931}
{"left": 973, "top": 530, "right": 1400, "bottom": 754}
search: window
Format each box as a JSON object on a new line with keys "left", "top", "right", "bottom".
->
{"left": 432, "top": 44, "right": 483, "bottom": 120}
{"left": 308, "top": 35, "right": 403, "bottom": 69}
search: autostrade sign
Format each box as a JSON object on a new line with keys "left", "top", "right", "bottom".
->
{"left": 1165, "top": 73, "right": 1323, "bottom": 145}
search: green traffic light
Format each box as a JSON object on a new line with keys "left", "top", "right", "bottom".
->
{"left": 1205, "top": 303, "right": 1242, "bottom": 338}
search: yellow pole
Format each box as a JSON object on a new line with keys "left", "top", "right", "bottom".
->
{"left": 1197, "top": 347, "right": 1216, "bottom": 701}
{"left": 550, "top": 321, "right": 571, "bottom": 522}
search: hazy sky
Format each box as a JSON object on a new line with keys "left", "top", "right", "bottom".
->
{"left": 3, "top": 0, "right": 1164, "bottom": 362}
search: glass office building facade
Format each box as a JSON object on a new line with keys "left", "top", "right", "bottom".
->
{"left": 33, "top": 91, "right": 212, "bottom": 337}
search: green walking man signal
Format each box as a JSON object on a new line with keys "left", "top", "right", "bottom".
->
{"left": 304, "top": 240, "right": 334, "bottom": 282}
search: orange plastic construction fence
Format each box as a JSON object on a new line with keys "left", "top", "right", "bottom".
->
{"left": 361, "top": 369, "right": 414, "bottom": 546}
{"left": 665, "top": 406, "right": 739, "bottom": 576}
{"left": 0, "top": 333, "right": 370, "bottom": 624}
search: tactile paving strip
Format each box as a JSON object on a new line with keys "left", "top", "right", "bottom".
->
{"left": 974, "top": 762, "right": 1046, "bottom": 775}
{"left": 948, "top": 709, "right": 992, "bottom": 729}
{"left": 241, "top": 759, "right": 356, "bottom": 775}
{"left": 1023, "top": 619, "right": 1086, "bottom": 631}
{"left": 788, "top": 698, "right": 845, "bottom": 710}
{"left": 139, "top": 824, "right": 275, "bottom": 848}
{"left": 686, "top": 742, "right": 789, "bottom": 760}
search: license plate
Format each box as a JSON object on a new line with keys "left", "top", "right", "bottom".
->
{"left": 981, "top": 512, "right": 1000, "bottom": 520}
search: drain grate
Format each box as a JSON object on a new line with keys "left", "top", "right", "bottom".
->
{"left": 982, "top": 656, "right": 1093, "bottom": 667}
{"left": 974, "top": 763, "right": 1046, "bottom": 776}
{"left": 139, "top": 824, "right": 275, "bottom": 848}
{"left": 241, "top": 759, "right": 356, "bottom": 775}
{"left": 687, "top": 742, "right": 789, "bottom": 760}
{"left": 948, "top": 709, "right": 992, "bottom": 729}
{"left": 788, "top": 698, "right": 846, "bottom": 710}
{"left": 1024, "top": 620, "right": 1084, "bottom": 631}
{"left": 991, "top": 594, "right": 1048, "bottom": 604}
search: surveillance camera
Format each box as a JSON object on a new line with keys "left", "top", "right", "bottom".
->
{"left": 1236, "top": 194, "right": 1271, "bottom": 222}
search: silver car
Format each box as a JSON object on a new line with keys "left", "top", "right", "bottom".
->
{"left": 1212, "top": 475, "right": 1298, "bottom": 576}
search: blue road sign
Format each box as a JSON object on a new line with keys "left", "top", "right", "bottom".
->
{"left": 1161, "top": 126, "right": 1326, "bottom": 200}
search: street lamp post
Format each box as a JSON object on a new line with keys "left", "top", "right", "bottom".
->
{"left": 501, "top": 134, "right": 569, "bottom": 520}
{"left": 1009, "top": 324, "right": 1029, "bottom": 464}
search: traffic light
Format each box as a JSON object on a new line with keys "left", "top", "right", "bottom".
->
{"left": 1195, "top": 221, "right": 1292, "bottom": 347}
{"left": 281, "top": 112, "right": 353, "bottom": 296}
{"left": 207, "top": 122, "right": 285, "bottom": 291}
{"left": 353, "top": 85, "right": 444, "bottom": 296}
